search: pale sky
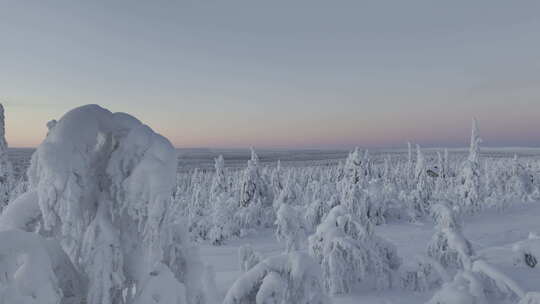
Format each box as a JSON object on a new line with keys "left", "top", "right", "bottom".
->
{"left": 1, "top": 0, "right": 539, "bottom": 148}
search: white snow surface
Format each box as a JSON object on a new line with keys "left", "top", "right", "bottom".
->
{"left": 199, "top": 203, "right": 540, "bottom": 303}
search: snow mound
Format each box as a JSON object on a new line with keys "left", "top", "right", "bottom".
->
{"left": 224, "top": 251, "right": 330, "bottom": 304}
{"left": 0, "top": 230, "right": 63, "bottom": 304}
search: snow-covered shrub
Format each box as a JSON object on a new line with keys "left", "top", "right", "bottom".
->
{"left": 8, "top": 176, "right": 28, "bottom": 202}
{"left": 24, "top": 105, "right": 207, "bottom": 304}
{"left": 238, "top": 244, "right": 262, "bottom": 273}
{"left": 309, "top": 205, "right": 401, "bottom": 294}
{"left": 0, "top": 230, "right": 65, "bottom": 304}
{"left": 427, "top": 202, "right": 474, "bottom": 271}
{"left": 512, "top": 232, "right": 540, "bottom": 269}
{"left": 400, "top": 255, "right": 450, "bottom": 292}
{"left": 519, "top": 293, "right": 540, "bottom": 304}
{"left": 224, "top": 252, "right": 330, "bottom": 304}
{"left": 0, "top": 191, "right": 86, "bottom": 304}
{"left": 304, "top": 196, "right": 334, "bottom": 232}
{"left": 426, "top": 270, "right": 487, "bottom": 304}
{"left": 133, "top": 263, "right": 187, "bottom": 304}
{"left": 471, "top": 259, "right": 524, "bottom": 302}
{"left": 427, "top": 259, "right": 526, "bottom": 304}
{"left": 275, "top": 202, "right": 306, "bottom": 252}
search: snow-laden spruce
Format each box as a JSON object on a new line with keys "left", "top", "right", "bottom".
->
{"left": 0, "top": 103, "right": 13, "bottom": 211}
{"left": 3, "top": 105, "right": 209, "bottom": 304}
{"left": 275, "top": 202, "right": 306, "bottom": 252}
{"left": 458, "top": 118, "right": 483, "bottom": 214}
{"left": 308, "top": 205, "right": 401, "bottom": 294}
{"left": 274, "top": 172, "right": 306, "bottom": 252}
{"left": 237, "top": 148, "right": 273, "bottom": 231}
{"left": 208, "top": 155, "right": 239, "bottom": 245}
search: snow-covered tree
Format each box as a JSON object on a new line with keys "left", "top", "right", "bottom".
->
{"left": 208, "top": 193, "right": 238, "bottom": 245}
{"left": 427, "top": 260, "right": 525, "bottom": 304}
{"left": 401, "top": 145, "right": 432, "bottom": 220}
{"left": 407, "top": 141, "right": 413, "bottom": 178}
{"left": 400, "top": 255, "right": 450, "bottom": 292}
{"left": 23, "top": 105, "right": 207, "bottom": 304}
{"left": 208, "top": 155, "right": 239, "bottom": 245}
{"left": 237, "top": 148, "right": 273, "bottom": 230}
{"left": 224, "top": 252, "right": 330, "bottom": 304}
{"left": 272, "top": 171, "right": 298, "bottom": 210}
{"left": 210, "top": 155, "right": 228, "bottom": 202}
{"left": 508, "top": 154, "right": 533, "bottom": 201}
{"left": 427, "top": 202, "right": 474, "bottom": 271}
{"left": 270, "top": 160, "right": 284, "bottom": 198}
{"left": 0, "top": 103, "right": 13, "bottom": 212}
{"left": 275, "top": 202, "right": 306, "bottom": 252}
{"left": 305, "top": 195, "right": 335, "bottom": 232}
{"left": 187, "top": 169, "right": 212, "bottom": 240}
{"left": 415, "top": 144, "right": 426, "bottom": 180}
{"left": 343, "top": 147, "right": 363, "bottom": 185}
{"left": 512, "top": 232, "right": 540, "bottom": 269}
{"left": 458, "top": 119, "right": 482, "bottom": 213}
{"left": 309, "top": 205, "right": 401, "bottom": 294}
{"left": 239, "top": 148, "right": 270, "bottom": 208}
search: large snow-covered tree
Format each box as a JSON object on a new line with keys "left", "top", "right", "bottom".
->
{"left": 9, "top": 104, "right": 210, "bottom": 304}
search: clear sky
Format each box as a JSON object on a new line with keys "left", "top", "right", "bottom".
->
{"left": 1, "top": 0, "right": 539, "bottom": 149}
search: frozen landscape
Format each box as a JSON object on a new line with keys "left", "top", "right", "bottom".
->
{"left": 1, "top": 104, "right": 540, "bottom": 304}
{"left": 2, "top": 2, "right": 540, "bottom": 303}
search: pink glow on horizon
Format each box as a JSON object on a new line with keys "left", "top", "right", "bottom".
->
{"left": 5, "top": 103, "right": 539, "bottom": 149}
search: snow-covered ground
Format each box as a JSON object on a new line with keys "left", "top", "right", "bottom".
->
{"left": 199, "top": 202, "right": 540, "bottom": 303}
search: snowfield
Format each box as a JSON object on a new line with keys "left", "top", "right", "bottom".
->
{"left": 197, "top": 203, "right": 540, "bottom": 304}
{"left": 1, "top": 105, "right": 540, "bottom": 304}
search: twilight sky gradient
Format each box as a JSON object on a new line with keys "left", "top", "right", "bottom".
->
{"left": 1, "top": 0, "right": 539, "bottom": 148}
